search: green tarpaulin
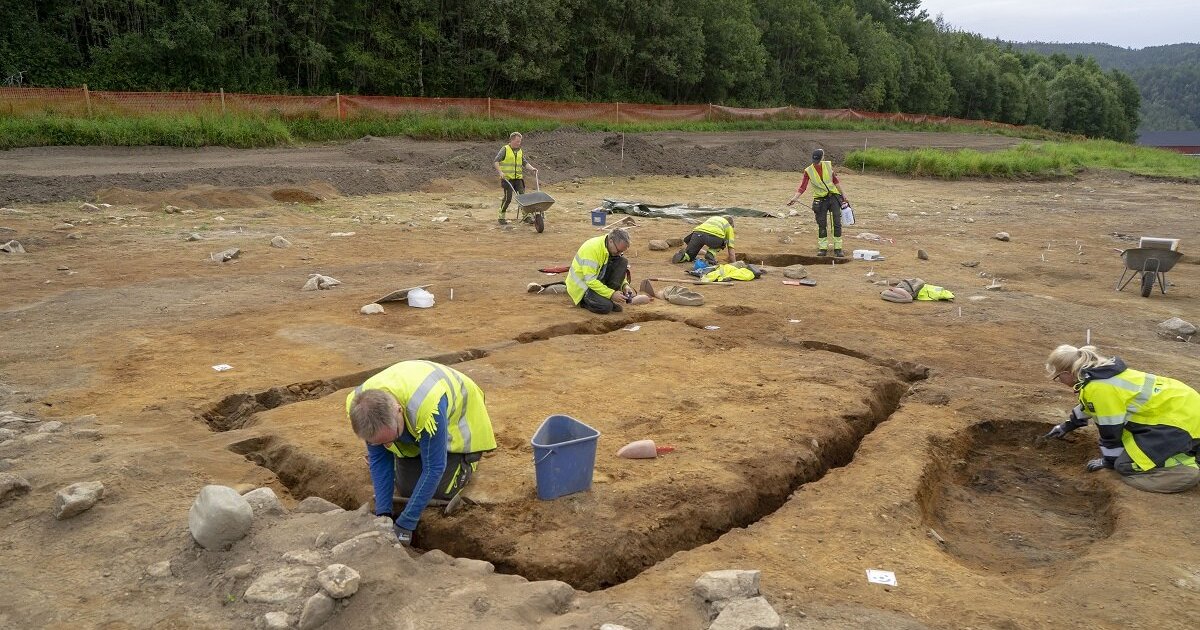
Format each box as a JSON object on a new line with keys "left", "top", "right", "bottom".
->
{"left": 601, "top": 199, "right": 778, "bottom": 220}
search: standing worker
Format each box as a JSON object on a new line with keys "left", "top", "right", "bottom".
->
{"left": 786, "top": 149, "right": 849, "bottom": 257}
{"left": 670, "top": 215, "right": 737, "bottom": 265}
{"left": 1042, "top": 344, "right": 1200, "bottom": 493}
{"left": 347, "top": 360, "right": 498, "bottom": 545}
{"left": 494, "top": 131, "right": 539, "bottom": 225}
{"left": 567, "top": 228, "right": 634, "bottom": 314}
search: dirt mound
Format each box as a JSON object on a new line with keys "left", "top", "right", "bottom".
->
{"left": 420, "top": 177, "right": 491, "bottom": 194}
{"left": 95, "top": 182, "right": 339, "bottom": 210}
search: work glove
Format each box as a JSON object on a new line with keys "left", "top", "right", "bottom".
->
{"left": 1085, "top": 457, "right": 1115, "bottom": 472}
{"left": 1042, "top": 423, "right": 1070, "bottom": 440}
{"left": 393, "top": 523, "right": 414, "bottom": 546}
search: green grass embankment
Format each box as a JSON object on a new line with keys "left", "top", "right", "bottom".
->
{"left": 846, "top": 141, "right": 1199, "bottom": 181}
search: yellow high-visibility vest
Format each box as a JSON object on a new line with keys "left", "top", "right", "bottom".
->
{"left": 566, "top": 235, "right": 614, "bottom": 304}
{"left": 499, "top": 145, "right": 524, "bottom": 180}
{"left": 345, "top": 361, "right": 497, "bottom": 458}
{"left": 1080, "top": 368, "right": 1200, "bottom": 471}
{"left": 804, "top": 161, "right": 841, "bottom": 198}
{"left": 693, "top": 216, "right": 735, "bottom": 248}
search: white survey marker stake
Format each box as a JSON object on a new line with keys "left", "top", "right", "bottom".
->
{"left": 704, "top": 325, "right": 720, "bottom": 330}
{"left": 212, "top": 364, "right": 233, "bottom": 372}
{"left": 622, "top": 325, "right": 641, "bottom": 332}
{"left": 866, "top": 569, "right": 897, "bottom": 586}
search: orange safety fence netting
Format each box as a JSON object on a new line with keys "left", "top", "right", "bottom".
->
{"left": 0, "top": 87, "right": 1026, "bottom": 133}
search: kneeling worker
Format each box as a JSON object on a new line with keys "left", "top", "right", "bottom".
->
{"left": 347, "top": 360, "right": 497, "bottom": 545}
{"left": 672, "top": 215, "right": 737, "bottom": 265}
{"left": 1043, "top": 344, "right": 1200, "bottom": 493}
{"left": 567, "top": 228, "right": 634, "bottom": 314}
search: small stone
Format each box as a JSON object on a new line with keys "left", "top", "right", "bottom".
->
{"left": 317, "top": 564, "right": 361, "bottom": 598}
{"left": 188, "top": 485, "right": 253, "bottom": 549}
{"left": 211, "top": 248, "right": 241, "bottom": 263}
{"left": 420, "top": 549, "right": 454, "bottom": 565}
{"left": 67, "top": 233, "right": 82, "bottom": 240}
{"left": 53, "top": 223, "right": 75, "bottom": 230}
{"left": 360, "top": 303, "right": 385, "bottom": 315}
{"left": 0, "top": 473, "right": 32, "bottom": 502}
{"left": 985, "top": 283, "right": 1005, "bottom": 291}
{"left": 185, "top": 233, "right": 202, "bottom": 242}
{"left": 302, "top": 275, "right": 341, "bottom": 291}
{"left": 961, "top": 261, "right": 979, "bottom": 268}
{"left": 271, "top": 236, "right": 292, "bottom": 248}
{"left": 73, "top": 429, "right": 102, "bottom": 440}
{"left": 80, "top": 203, "right": 100, "bottom": 211}
{"left": 648, "top": 240, "right": 670, "bottom": 251}
{"left": 965, "top": 217, "right": 975, "bottom": 223}
{"left": 57, "top": 265, "right": 70, "bottom": 271}
{"left": 708, "top": 596, "right": 783, "bottom": 630}
{"left": 917, "top": 249, "right": 929, "bottom": 260}
{"left": 431, "top": 216, "right": 449, "bottom": 222}
{"left": 283, "top": 550, "right": 328, "bottom": 566}
{"left": 146, "top": 561, "right": 173, "bottom": 578}
{"left": 164, "top": 205, "right": 182, "bottom": 214}
{"left": 53, "top": 481, "right": 105, "bottom": 519}
{"left": 243, "top": 487, "right": 287, "bottom": 516}
{"left": 887, "top": 213, "right": 899, "bottom": 220}
{"left": 296, "top": 496, "right": 342, "bottom": 513}
{"left": 0, "top": 240, "right": 26, "bottom": 254}
{"left": 666, "top": 237, "right": 685, "bottom": 247}
{"left": 994, "top": 232, "right": 1010, "bottom": 242}
{"left": 261, "top": 612, "right": 291, "bottom": 630}
{"left": 299, "top": 592, "right": 336, "bottom": 629}
{"left": 694, "top": 570, "right": 762, "bottom": 602}
{"left": 777, "top": 235, "right": 793, "bottom": 244}
{"left": 330, "top": 532, "right": 387, "bottom": 558}
{"left": 243, "top": 566, "right": 316, "bottom": 604}
{"left": 37, "top": 421, "right": 64, "bottom": 433}
{"left": 1157, "top": 317, "right": 1196, "bottom": 341}
{"left": 315, "top": 532, "right": 331, "bottom": 548}
{"left": 518, "top": 580, "right": 576, "bottom": 615}
{"left": 228, "top": 563, "right": 256, "bottom": 579}
{"left": 600, "top": 625, "right": 633, "bottom": 630}
{"left": 452, "top": 557, "right": 495, "bottom": 574}
{"left": 782, "top": 265, "right": 808, "bottom": 280}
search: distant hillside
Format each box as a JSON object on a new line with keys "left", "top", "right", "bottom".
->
{"left": 1011, "top": 42, "right": 1200, "bottom": 131}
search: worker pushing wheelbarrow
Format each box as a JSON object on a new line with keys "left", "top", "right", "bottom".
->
{"left": 495, "top": 131, "right": 555, "bottom": 233}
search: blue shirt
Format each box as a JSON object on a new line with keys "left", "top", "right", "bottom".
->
{"left": 365, "top": 394, "right": 449, "bottom": 531}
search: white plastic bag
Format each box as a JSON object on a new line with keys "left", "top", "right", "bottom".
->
{"left": 407, "top": 287, "right": 435, "bottom": 308}
{"left": 841, "top": 200, "right": 856, "bottom": 226}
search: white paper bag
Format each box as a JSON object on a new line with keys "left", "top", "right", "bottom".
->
{"left": 841, "top": 201, "right": 856, "bottom": 226}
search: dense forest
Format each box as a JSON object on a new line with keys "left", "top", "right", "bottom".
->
{"left": 0, "top": 0, "right": 1142, "bottom": 140}
{"left": 1014, "top": 42, "right": 1200, "bottom": 132}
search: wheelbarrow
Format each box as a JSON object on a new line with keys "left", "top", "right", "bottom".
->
{"left": 1115, "top": 247, "right": 1183, "bottom": 297}
{"left": 504, "top": 173, "right": 555, "bottom": 233}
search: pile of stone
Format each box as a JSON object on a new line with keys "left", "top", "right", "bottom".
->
{"left": 694, "top": 569, "right": 783, "bottom": 630}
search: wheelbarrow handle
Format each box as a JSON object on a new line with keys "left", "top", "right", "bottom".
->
{"left": 534, "top": 171, "right": 540, "bottom": 191}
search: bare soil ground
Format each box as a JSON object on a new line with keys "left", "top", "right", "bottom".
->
{"left": 1, "top": 131, "right": 1199, "bottom": 629}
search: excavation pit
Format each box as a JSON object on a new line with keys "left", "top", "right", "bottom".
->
{"left": 738, "top": 252, "right": 853, "bottom": 266}
{"left": 918, "top": 420, "right": 1116, "bottom": 573}
{"left": 217, "top": 320, "right": 924, "bottom": 590}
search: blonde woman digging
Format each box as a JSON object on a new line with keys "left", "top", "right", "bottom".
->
{"left": 1043, "top": 344, "right": 1200, "bottom": 493}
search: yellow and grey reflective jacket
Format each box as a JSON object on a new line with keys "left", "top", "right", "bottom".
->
{"left": 1077, "top": 358, "right": 1200, "bottom": 471}
{"left": 345, "top": 360, "right": 497, "bottom": 457}
{"left": 693, "top": 216, "right": 735, "bottom": 247}
{"left": 566, "top": 235, "right": 615, "bottom": 304}
{"left": 498, "top": 145, "right": 524, "bottom": 179}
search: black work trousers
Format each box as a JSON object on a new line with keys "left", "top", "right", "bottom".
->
{"left": 578, "top": 255, "right": 629, "bottom": 314}
{"left": 813, "top": 194, "right": 843, "bottom": 247}
{"left": 683, "top": 231, "right": 726, "bottom": 261}
{"left": 499, "top": 178, "right": 525, "bottom": 215}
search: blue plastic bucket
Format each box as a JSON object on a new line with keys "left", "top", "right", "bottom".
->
{"left": 531, "top": 414, "right": 601, "bottom": 500}
{"left": 590, "top": 210, "right": 607, "bottom": 226}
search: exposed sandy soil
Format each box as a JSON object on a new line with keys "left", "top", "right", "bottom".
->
{"left": 1, "top": 131, "right": 1199, "bottom": 629}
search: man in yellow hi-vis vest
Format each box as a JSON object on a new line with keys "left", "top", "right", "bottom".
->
{"left": 347, "top": 360, "right": 498, "bottom": 545}
{"left": 1043, "top": 344, "right": 1200, "bottom": 493}
{"left": 786, "top": 148, "right": 850, "bottom": 257}
{"left": 566, "top": 228, "right": 633, "bottom": 314}
{"left": 494, "top": 131, "right": 539, "bottom": 225}
{"left": 671, "top": 215, "right": 737, "bottom": 265}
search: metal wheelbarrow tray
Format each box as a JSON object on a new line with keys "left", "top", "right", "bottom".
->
{"left": 1116, "top": 247, "right": 1183, "bottom": 297}
{"left": 506, "top": 173, "right": 555, "bottom": 233}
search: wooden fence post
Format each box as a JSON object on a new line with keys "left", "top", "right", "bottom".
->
{"left": 219, "top": 88, "right": 226, "bottom": 115}
{"left": 487, "top": 97, "right": 492, "bottom": 120}
{"left": 707, "top": 103, "right": 712, "bottom": 122}
{"left": 615, "top": 101, "right": 620, "bottom": 124}
{"left": 336, "top": 93, "right": 343, "bottom": 121}
{"left": 83, "top": 84, "right": 92, "bottom": 117}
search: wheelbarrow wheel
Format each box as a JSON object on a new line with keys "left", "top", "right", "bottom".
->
{"left": 534, "top": 212, "right": 544, "bottom": 233}
{"left": 1140, "top": 272, "right": 1155, "bottom": 298}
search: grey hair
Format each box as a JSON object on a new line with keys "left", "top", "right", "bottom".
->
{"left": 723, "top": 215, "right": 735, "bottom": 227}
{"left": 1045, "top": 344, "right": 1114, "bottom": 378}
{"left": 509, "top": 131, "right": 523, "bottom": 140}
{"left": 608, "top": 228, "right": 631, "bottom": 249}
{"left": 349, "top": 389, "right": 398, "bottom": 440}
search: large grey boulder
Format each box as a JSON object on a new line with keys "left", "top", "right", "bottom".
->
{"left": 1158, "top": 317, "right": 1197, "bottom": 341}
{"left": 694, "top": 570, "right": 762, "bottom": 602}
{"left": 243, "top": 487, "right": 286, "bottom": 516}
{"left": 243, "top": 566, "right": 316, "bottom": 604}
{"left": 188, "top": 485, "right": 253, "bottom": 550}
{"left": 53, "top": 481, "right": 105, "bottom": 519}
{"left": 298, "top": 592, "right": 336, "bottom": 629}
{"left": 0, "top": 473, "right": 31, "bottom": 502}
{"left": 708, "top": 596, "right": 783, "bottom": 630}
{"left": 317, "top": 564, "right": 361, "bottom": 598}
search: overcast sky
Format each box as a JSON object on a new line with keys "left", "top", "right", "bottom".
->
{"left": 919, "top": 1, "right": 1200, "bottom": 48}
